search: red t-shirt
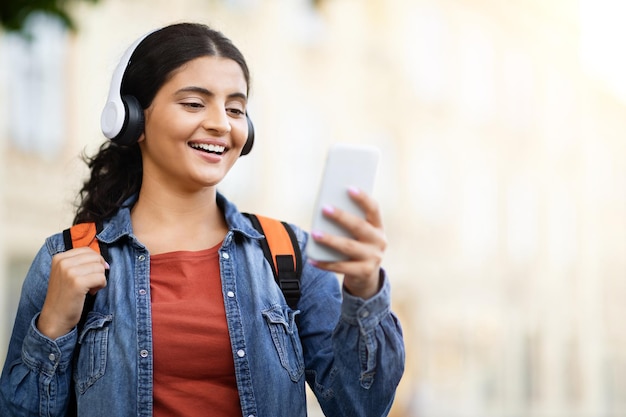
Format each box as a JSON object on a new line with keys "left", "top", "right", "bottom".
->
{"left": 150, "top": 243, "right": 241, "bottom": 416}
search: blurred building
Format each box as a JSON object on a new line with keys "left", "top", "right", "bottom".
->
{"left": 1, "top": 0, "right": 625, "bottom": 416}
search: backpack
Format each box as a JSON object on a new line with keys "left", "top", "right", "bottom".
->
{"left": 62, "top": 214, "right": 303, "bottom": 325}
{"left": 62, "top": 214, "right": 302, "bottom": 415}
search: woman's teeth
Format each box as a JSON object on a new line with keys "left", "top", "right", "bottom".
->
{"left": 189, "top": 143, "right": 225, "bottom": 154}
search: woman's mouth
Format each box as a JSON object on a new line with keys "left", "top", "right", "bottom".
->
{"left": 188, "top": 142, "right": 226, "bottom": 155}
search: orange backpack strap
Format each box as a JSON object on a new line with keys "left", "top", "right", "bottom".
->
{"left": 62, "top": 221, "right": 110, "bottom": 264}
{"left": 247, "top": 214, "right": 302, "bottom": 310}
{"left": 61, "top": 221, "right": 109, "bottom": 330}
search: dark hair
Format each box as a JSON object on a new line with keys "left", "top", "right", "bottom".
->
{"left": 74, "top": 23, "right": 250, "bottom": 224}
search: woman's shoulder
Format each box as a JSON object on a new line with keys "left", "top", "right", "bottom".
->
{"left": 282, "top": 220, "right": 309, "bottom": 250}
{"left": 42, "top": 229, "right": 70, "bottom": 257}
{"left": 218, "top": 193, "right": 310, "bottom": 243}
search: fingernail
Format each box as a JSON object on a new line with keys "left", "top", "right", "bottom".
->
{"left": 104, "top": 261, "right": 110, "bottom": 270}
{"left": 322, "top": 205, "right": 335, "bottom": 215}
{"left": 311, "top": 230, "right": 324, "bottom": 240}
{"left": 348, "top": 186, "right": 360, "bottom": 196}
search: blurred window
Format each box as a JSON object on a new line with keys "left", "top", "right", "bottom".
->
{"left": 1, "top": 13, "right": 69, "bottom": 158}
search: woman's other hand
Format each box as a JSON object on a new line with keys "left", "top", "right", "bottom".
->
{"left": 37, "top": 247, "right": 109, "bottom": 339}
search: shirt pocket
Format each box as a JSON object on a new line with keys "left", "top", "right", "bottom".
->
{"left": 262, "top": 305, "right": 304, "bottom": 382}
{"left": 73, "top": 312, "right": 113, "bottom": 394}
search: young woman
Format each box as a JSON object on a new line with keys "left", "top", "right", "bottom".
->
{"left": 0, "top": 22, "right": 404, "bottom": 416}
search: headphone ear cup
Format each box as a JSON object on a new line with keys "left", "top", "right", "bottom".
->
{"left": 240, "top": 114, "right": 255, "bottom": 156}
{"left": 112, "top": 95, "right": 144, "bottom": 146}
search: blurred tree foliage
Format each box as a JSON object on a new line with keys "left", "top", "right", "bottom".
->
{"left": 0, "top": 0, "right": 100, "bottom": 32}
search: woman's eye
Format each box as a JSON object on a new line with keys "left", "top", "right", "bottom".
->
{"left": 181, "top": 101, "right": 204, "bottom": 109}
{"left": 227, "top": 108, "right": 245, "bottom": 116}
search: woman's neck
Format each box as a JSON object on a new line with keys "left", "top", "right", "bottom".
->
{"left": 130, "top": 184, "right": 228, "bottom": 255}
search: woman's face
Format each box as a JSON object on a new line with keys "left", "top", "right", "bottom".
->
{"left": 139, "top": 56, "right": 249, "bottom": 193}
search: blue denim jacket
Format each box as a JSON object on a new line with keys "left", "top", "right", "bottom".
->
{"left": 1, "top": 193, "right": 404, "bottom": 417}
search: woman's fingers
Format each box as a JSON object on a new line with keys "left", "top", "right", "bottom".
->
{"left": 38, "top": 247, "right": 108, "bottom": 339}
{"left": 314, "top": 189, "right": 387, "bottom": 256}
{"left": 309, "top": 188, "right": 387, "bottom": 299}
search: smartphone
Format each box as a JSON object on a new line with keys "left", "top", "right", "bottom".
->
{"left": 306, "top": 143, "right": 380, "bottom": 262}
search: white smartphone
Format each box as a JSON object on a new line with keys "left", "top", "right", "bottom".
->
{"left": 306, "top": 143, "right": 380, "bottom": 262}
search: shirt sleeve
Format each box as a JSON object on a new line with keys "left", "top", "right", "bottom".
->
{"left": 0, "top": 241, "right": 76, "bottom": 417}
{"left": 297, "top": 262, "right": 405, "bottom": 417}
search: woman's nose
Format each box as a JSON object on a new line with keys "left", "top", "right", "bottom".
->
{"left": 202, "top": 107, "right": 231, "bottom": 135}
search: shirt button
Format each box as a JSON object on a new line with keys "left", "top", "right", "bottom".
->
{"left": 360, "top": 309, "right": 370, "bottom": 318}
{"left": 48, "top": 353, "right": 56, "bottom": 362}
{"left": 138, "top": 254, "right": 146, "bottom": 261}
{"left": 222, "top": 252, "right": 230, "bottom": 260}
{"left": 227, "top": 291, "right": 235, "bottom": 298}
{"left": 237, "top": 349, "right": 245, "bottom": 358}
{"left": 139, "top": 289, "right": 147, "bottom": 296}
{"left": 140, "top": 349, "right": 149, "bottom": 358}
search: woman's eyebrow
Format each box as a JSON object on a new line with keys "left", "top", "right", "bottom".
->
{"left": 175, "top": 86, "right": 247, "bottom": 101}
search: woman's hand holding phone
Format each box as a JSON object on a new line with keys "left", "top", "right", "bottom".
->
{"left": 309, "top": 187, "right": 386, "bottom": 299}
{"left": 306, "top": 143, "right": 385, "bottom": 299}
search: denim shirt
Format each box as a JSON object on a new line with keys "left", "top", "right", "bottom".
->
{"left": 1, "top": 193, "right": 405, "bottom": 417}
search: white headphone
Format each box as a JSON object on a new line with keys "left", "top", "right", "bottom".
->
{"left": 100, "top": 31, "right": 153, "bottom": 145}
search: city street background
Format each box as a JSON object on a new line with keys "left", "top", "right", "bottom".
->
{"left": 1, "top": 0, "right": 625, "bottom": 416}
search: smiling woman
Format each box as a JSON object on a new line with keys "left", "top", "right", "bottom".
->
{"left": 0, "top": 22, "right": 405, "bottom": 417}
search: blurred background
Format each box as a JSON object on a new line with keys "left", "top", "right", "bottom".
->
{"left": 1, "top": 0, "right": 625, "bottom": 416}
